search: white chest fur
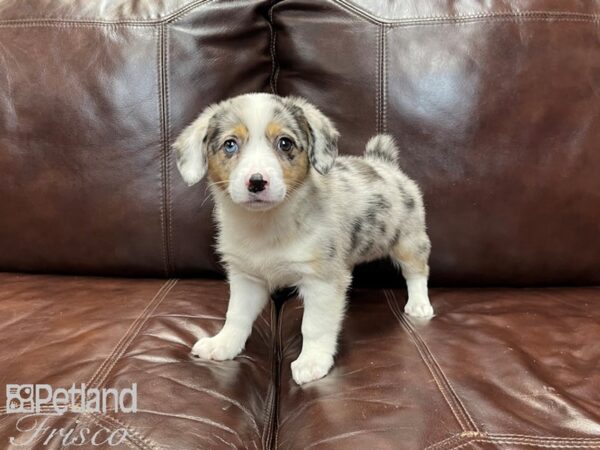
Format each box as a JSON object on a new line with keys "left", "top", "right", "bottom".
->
{"left": 215, "top": 201, "right": 321, "bottom": 290}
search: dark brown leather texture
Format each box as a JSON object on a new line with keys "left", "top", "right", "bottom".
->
{"left": 1, "top": 274, "right": 598, "bottom": 448}
{"left": 0, "top": 0, "right": 270, "bottom": 278}
{"left": 2, "top": 0, "right": 599, "bottom": 285}
{"left": 277, "top": 288, "right": 600, "bottom": 449}
{"left": 1, "top": 0, "right": 599, "bottom": 449}
{"left": 0, "top": 273, "right": 278, "bottom": 449}
{"left": 272, "top": 0, "right": 600, "bottom": 286}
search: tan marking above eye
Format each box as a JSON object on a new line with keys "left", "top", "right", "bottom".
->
{"left": 230, "top": 123, "right": 249, "bottom": 142}
{"left": 266, "top": 121, "right": 284, "bottom": 141}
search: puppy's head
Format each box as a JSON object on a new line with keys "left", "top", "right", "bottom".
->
{"left": 173, "top": 93, "right": 339, "bottom": 211}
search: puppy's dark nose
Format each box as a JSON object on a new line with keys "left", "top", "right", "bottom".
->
{"left": 248, "top": 173, "right": 268, "bottom": 193}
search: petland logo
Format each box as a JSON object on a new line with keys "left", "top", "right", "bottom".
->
{"left": 6, "top": 384, "right": 137, "bottom": 415}
{"left": 6, "top": 384, "right": 137, "bottom": 447}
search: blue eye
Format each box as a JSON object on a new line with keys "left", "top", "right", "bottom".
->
{"left": 223, "top": 139, "right": 239, "bottom": 154}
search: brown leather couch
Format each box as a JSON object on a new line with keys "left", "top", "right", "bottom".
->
{"left": 1, "top": 1, "right": 599, "bottom": 449}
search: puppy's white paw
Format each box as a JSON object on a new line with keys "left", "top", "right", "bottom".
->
{"left": 404, "top": 299, "right": 434, "bottom": 318}
{"left": 291, "top": 351, "right": 334, "bottom": 385}
{"left": 191, "top": 333, "right": 244, "bottom": 361}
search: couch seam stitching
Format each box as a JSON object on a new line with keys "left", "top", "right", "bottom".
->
{"left": 489, "top": 435, "right": 600, "bottom": 442}
{"left": 64, "top": 280, "right": 176, "bottom": 447}
{"left": 79, "top": 412, "right": 159, "bottom": 450}
{"left": 384, "top": 289, "right": 475, "bottom": 432}
{"left": 375, "top": 25, "right": 388, "bottom": 134}
{"left": 82, "top": 412, "right": 155, "bottom": 450}
{"left": 157, "top": 26, "right": 167, "bottom": 276}
{"left": 84, "top": 279, "right": 177, "bottom": 390}
{"left": 425, "top": 432, "right": 482, "bottom": 450}
{"left": 261, "top": 302, "right": 275, "bottom": 449}
{"left": 165, "top": 0, "right": 217, "bottom": 24}
{"left": 425, "top": 432, "right": 600, "bottom": 450}
{"left": 330, "top": 1, "right": 600, "bottom": 26}
{"left": 261, "top": 301, "right": 279, "bottom": 449}
{"left": 82, "top": 279, "right": 171, "bottom": 389}
{"left": 273, "top": 300, "right": 285, "bottom": 449}
{"left": 450, "top": 438, "right": 600, "bottom": 450}
{"left": 157, "top": 26, "right": 167, "bottom": 277}
{"left": 157, "top": 24, "right": 171, "bottom": 276}
{"left": 382, "top": 16, "right": 600, "bottom": 29}
{"left": 403, "top": 313, "right": 479, "bottom": 432}
{"left": 391, "top": 291, "right": 479, "bottom": 432}
{"left": 389, "top": 289, "right": 479, "bottom": 431}
{"left": 447, "top": 437, "right": 483, "bottom": 450}
{"left": 268, "top": 1, "right": 279, "bottom": 95}
{"left": 408, "top": 320, "right": 478, "bottom": 431}
{"left": 261, "top": 385, "right": 274, "bottom": 448}
{"left": 8, "top": 275, "right": 174, "bottom": 448}
{"left": 0, "top": 22, "right": 156, "bottom": 28}
{"left": 0, "top": 0, "right": 215, "bottom": 26}
{"left": 375, "top": 24, "right": 381, "bottom": 133}
{"left": 384, "top": 290, "right": 468, "bottom": 431}
{"left": 92, "top": 279, "right": 177, "bottom": 389}
{"left": 164, "top": 24, "right": 174, "bottom": 275}
{"left": 83, "top": 418, "right": 139, "bottom": 450}
{"left": 0, "top": 3, "right": 597, "bottom": 28}
{"left": 2, "top": 405, "right": 168, "bottom": 450}
{"left": 275, "top": 300, "right": 283, "bottom": 449}
{"left": 382, "top": 26, "right": 388, "bottom": 134}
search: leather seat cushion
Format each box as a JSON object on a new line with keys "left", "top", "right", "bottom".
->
{"left": 0, "top": 273, "right": 277, "bottom": 449}
{"left": 276, "top": 287, "right": 600, "bottom": 449}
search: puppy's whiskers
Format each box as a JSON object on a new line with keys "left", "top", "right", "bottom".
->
{"left": 199, "top": 193, "right": 214, "bottom": 209}
{"left": 208, "top": 180, "right": 229, "bottom": 187}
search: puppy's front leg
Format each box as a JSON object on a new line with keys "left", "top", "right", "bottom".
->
{"left": 192, "top": 271, "right": 268, "bottom": 361}
{"left": 292, "top": 275, "right": 350, "bottom": 385}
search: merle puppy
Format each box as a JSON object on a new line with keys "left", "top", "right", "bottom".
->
{"left": 174, "top": 93, "right": 433, "bottom": 384}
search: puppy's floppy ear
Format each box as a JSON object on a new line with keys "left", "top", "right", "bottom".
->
{"left": 173, "top": 105, "right": 216, "bottom": 186}
{"left": 284, "top": 97, "right": 339, "bottom": 175}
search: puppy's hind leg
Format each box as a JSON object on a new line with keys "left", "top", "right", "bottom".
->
{"left": 192, "top": 270, "right": 268, "bottom": 361}
{"left": 390, "top": 232, "right": 434, "bottom": 318}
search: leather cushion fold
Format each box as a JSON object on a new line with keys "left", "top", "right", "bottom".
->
{"left": 276, "top": 287, "right": 600, "bottom": 449}
{"left": 0, "top": 274, "right": 277, "bottom": 449}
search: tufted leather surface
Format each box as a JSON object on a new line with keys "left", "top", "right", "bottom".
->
{"left": 272, "top": 0, "right": 600, "bottom": 286}
{"left": 276, "top": 287, "right": 600, "bottom": 449}
{"left": 1, "top": 0, "right": 599, "bottom": 285}
{"left": 333, "top": 0, "right": 600, "bottom": 22}
{"left": 0, "top": 273, "right": 277, "bottom": 449}
{"left": 0, "top": 0, "right": 196, "bottom": 21}
{"left": 1, "top": 274, "right": 598, "bottom": 448}
{"left": 0, "top": 0, "right": 270, "bottom": 278}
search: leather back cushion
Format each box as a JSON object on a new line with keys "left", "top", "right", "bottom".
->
{"left": 273, "top": 0, "right": 600, "bottom": 286}
{"left": 1, "top": 0, "right": 599, "bottom": 286}
{"left": 0, "top": 0, "right": 270, "bottom": 277}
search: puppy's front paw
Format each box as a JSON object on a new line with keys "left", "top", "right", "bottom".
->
{"left": 191, "top": 333, "right": 244, "bottom": 361}
{"left": 291, "top": 351, "right": 334, "bottom": 385}
{"left": 404, "top": 298, "right": 434, "bottom": 318}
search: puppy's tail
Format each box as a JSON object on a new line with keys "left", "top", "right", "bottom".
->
{"left": 365, "top": 134, "right": 399, "bottom": 165}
